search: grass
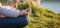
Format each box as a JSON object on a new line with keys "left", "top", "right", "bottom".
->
{"left": 17, "top": 2, "right": 60, "bottom": 28}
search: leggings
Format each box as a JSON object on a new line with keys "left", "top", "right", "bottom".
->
{"left": 0, "top": 16, "right": 29, "bottom": 28}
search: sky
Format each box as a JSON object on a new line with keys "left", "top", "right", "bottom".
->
{"left": 41, "top": 0, "right": 60, "bottom": 13}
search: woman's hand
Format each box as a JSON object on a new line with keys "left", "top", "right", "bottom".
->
{"left": 0, "top": 14, "right": 5, "bottom": 18}
{"left": 19, "top": 7, "right": 31, "bottom": 16}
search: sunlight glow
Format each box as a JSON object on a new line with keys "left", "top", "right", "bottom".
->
{"left": 0, "top": 2, "right": 2, "bottom": 6}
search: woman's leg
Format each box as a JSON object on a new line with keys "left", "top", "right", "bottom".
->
{"left": 0, "top": 16, "right": 29, "bottom": 28}
{"left": 16, "top": 16, "right": 29, "bottom": 28}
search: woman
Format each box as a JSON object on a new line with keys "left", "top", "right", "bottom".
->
{"left": 0, "top": 0, "right": 31, "bottom": 28}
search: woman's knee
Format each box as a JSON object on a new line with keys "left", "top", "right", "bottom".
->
{"left": 17, "top": 16, "right": 29, "bottom": 27}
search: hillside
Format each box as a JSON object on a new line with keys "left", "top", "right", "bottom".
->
{"left": 17, "top": 2, "right": 60, "bottom": 28}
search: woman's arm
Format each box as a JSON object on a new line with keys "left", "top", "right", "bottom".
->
{"left": 0, "top": 6, "right": 30, "bottom": 17}
{"left": 0, "top": 6, "right": 20, "bottom": 17}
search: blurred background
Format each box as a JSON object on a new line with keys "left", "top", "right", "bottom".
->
{"left": 41, "top": 0, "right": 60, "bottom": 13}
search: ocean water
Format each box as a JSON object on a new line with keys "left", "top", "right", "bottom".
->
{"left": 41, "top": 1, "right": 60, "bottom": 13}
